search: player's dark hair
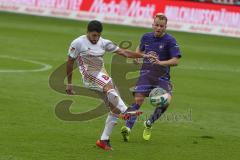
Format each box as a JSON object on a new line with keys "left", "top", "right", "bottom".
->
{"left": 87, "top": 20, "right": 103, "bottom": 33}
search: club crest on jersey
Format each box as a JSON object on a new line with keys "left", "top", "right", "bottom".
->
{"left": 71, "top": 47, "right": 75, "bottom": 52}
{"left": 159, "top": 44, "right": 164, "bottom": 49}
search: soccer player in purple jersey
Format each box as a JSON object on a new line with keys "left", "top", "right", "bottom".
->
{"left": 121, "top": 14, "right": 182, "bottom": 141}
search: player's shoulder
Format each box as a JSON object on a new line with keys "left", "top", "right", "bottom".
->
{"left": 72, "top": 35, "right": 87, "bottom": 44}
{"left": 140, "top": 32, "right": 154, "bottom": 43}
{"left": 164, "top": 33, "right": 177, "bottom": 42}
{"left": 141, "top": 32, "right": 154, "bottom": 38}
{"left": 98, "top": 37, "right": 118, "bottom": 52}
{"left": 99, "top": 36, "right": 111, "bottom": 44}
{"left": 98, "top": 37, "right": 115, "bottom": 47}
{"left": 70, "top": 35, "right": 88, "bottom": 50}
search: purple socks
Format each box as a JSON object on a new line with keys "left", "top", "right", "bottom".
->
{"left": 126, "top": 103, "right": 140, "bottom": 129}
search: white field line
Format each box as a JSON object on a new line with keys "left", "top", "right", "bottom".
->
{"left": 178, "top": 65, "right": 240, "bottom": 73}
{"left": 1, "top": 55, "right": 238, "bottom": 74}
{"left": 0, "top": 55, "right": 52, "bottom": 73}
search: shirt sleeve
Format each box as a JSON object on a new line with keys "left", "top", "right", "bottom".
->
{"left": 67, "top": 40, "right": 80, "bottom": 59}
{"left": 103, "top": 39, "right": 119, "bottom": 53}
{"left": 139, "top": 35, "right": 145, "bottom": 52}
{"left": 168, "top": 38, "right": 181, "bottom": 58}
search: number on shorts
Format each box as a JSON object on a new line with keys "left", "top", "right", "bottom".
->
{"left": 102, "top": 75, "right": 109, "bottom": 81}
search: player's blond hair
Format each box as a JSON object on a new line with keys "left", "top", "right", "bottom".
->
{"left": 154, "top": 13, "right": 168, "bottom": 24}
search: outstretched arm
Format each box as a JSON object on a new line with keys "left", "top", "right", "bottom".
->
{"left": 153, "top": 57, "right": 179, "bottom": 67}
{"left": 114, "top": 48, "right": 154, "bottom": 59}
{"left": 133, "top": 45, "right": 144, "bottom": 64}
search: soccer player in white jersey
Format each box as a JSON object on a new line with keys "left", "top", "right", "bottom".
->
{"left": 66, "top": 20, "right": 156, "bottom": 150}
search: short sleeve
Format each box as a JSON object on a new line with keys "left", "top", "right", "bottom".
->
{"left": 139, "top": 35, "right": 145, "bottom": 52}
{"left": 168, "top": 38, "right": 181, "bottom": 58}
{"left": 103, "top": 39, "right": 119, "bottom": 53}
{"left": 67, "top": 40, "right": 80, "bottom": 59}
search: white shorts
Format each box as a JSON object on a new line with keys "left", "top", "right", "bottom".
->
{"left": 81, "top": 71, "right": 112, "bottom": 92}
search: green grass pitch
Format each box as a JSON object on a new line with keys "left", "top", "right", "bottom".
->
{"left": 0, "top": 12, "right": 240, "bottom": 160}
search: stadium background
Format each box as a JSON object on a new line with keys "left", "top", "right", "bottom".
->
{"left": 0, "top": 0, "right": 240, "bottom": 160}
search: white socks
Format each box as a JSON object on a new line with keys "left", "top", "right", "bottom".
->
{"left": 100, "top": 89, "right": 128, "bottom": 140}
{"left": 106, "top": 89, "right": 128, "bottom": 113}
{"left": 101, "top": 112, "right": 118, "bottom": 140}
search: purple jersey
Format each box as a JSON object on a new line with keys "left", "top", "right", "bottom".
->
{"left": 139, "top": 32, "right": 181, "bottom": 81}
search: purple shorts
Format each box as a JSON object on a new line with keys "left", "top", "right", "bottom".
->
{"left": 134, "top": 74, "right": 172, "bottom": 96}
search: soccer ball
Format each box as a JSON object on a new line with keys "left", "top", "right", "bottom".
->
{"left": 149, "top": 88, "right": 169, "bottom": 107}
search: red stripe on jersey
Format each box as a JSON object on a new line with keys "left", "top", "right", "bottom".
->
{"left": 77, "top": 55, "right": 107, "bottom": 87}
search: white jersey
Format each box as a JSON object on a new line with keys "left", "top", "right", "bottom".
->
{"left": 67, "top": 35, "right": 119, "bottom": 91}
{"left": 68, "top": 35, "right": 119, "bottom": 73}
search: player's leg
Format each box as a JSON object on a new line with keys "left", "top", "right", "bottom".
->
{"left": 143, "top": 93, "right": 171, "bottom": 140}
{"left": 147, "top": 94, "right": 171, "bottom": 126}
{"left": 143, "top": 81, "right": 173, "bottom": 140}
{"left": 97, "top": 86, "right": 143, "bottom": 150}
{"left": 125, "top": 76, "right": 152, "bottom": 129}
{"left": 125, "top": 93, "right": 145, "bottom": 129}
{"left": 95, "top": 72, "right": 142, "bottom": 150}
{"left": 121, "top": 93, "right": 145, "bottom": 141}
{"left": 103, "top": 82, "right": 143, "bottom": 119}
{"left": 96, "top": 110, "right": 118, "bottom": 150}
{"left": 89, "top": 71, "right": 128, "bottom": 114}
{"left": 82, "top": 71, "right": 119, "bottom": 150}
{"left": 96, "top": 85, "right": 121, "bottom": 150}
{"left": 89, "top": 72, "right": 120, "bottom": 150}
{"left": 121, "top": 75, "right": 151, "bottom": 141}
{"left": 103, "top": 83, "right": 128, "bottom": 113}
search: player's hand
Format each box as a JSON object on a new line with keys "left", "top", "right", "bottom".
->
{"left": 133, "top": 58, "right": 141, "bottom": 64}
{"left": 144, "top": 52, "right": 158, "bottom": 63}
{"left": 66, "top": 84, "right": 75, "bottom": 95}
{"left": 152, "top": 59, "right": 162, "bottom": 65}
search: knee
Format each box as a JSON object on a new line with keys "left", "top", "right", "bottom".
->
{"left": 110, "top": 106, "right": 121, "bottom": 115}
{"left": 161, "top": 93, "right": 172, "bottom": 110}
{"left": 166, "top": 93, "right": 172, "bottom": 104}
{"left": 134, "top": 93, "right": 145, "bottom": 106}
{"left": 103, "top": 83, "right": 114, "bottom": 94}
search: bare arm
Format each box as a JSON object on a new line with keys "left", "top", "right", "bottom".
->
{"left": 134, "top": 45, "right": 179, "bottom": 67}
{"left": 136, "top": 45, "right": 144, "bottom": 54}
{"left": 133, "top": 45, "right": 144, "bottom": 64}
{"left": 67, "top": 56, "right": 74, "bottom": 83}
{"left": 114, "top": 47, "right": 158, "bottom": 60}
{"left": 114, "top": 48, "right": 145, "bottom": 58}
{"left": 153, "top": 57, "right": 179, "bottom": 67}
{"left": 66, "top": 56, "right": 75, "bottom": 94}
